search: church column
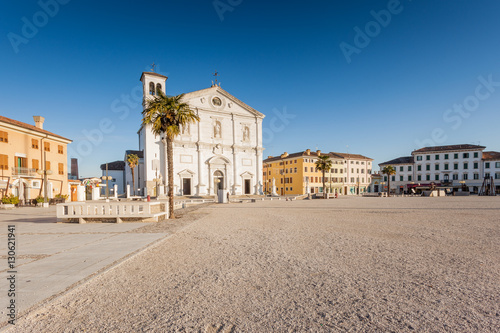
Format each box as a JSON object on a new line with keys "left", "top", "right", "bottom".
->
{"left": 232, "top": 113, "right": 237, "bottom": 195}
{"left": 254, "top": 117, "right": 261, "bottom": 195}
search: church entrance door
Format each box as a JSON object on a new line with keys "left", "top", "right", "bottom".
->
{"left": 182, "top": 178, "right": 191, "bottom": 196}
{"left": 244, "top": 179, "right": 251, "bottom": 194}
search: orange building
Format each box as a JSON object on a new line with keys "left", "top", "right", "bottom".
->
{"left": 0, "top": 115, "right": 72, "bottom": 203}
{"left": 263, "top": 149, "right": 345, "bottom": 196}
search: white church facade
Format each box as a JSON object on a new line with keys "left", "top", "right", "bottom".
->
{"left": 136, "top": 72, "right": 265, "bottom": 196}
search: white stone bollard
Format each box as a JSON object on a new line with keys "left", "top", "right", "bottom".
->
{"left": 126, "top": 184, "right": 130, "bottom": 198}
{"left": 114, "top": 184, "right": 118, "bottom": 199}
{"left": 77, "top": 185, "right": 85, "bottom": 202}
{"left": 91, "top": 187, "right": 100, "bottom": 201}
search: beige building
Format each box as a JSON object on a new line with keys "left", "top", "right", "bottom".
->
{"left": 0, "top": 115, "right": 72, "bottom": 203}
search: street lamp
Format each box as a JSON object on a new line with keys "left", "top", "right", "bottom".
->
{"left": 101, "top": 163, "right": 112, "bottom": 199}
{"left": 153, "top": 172, "right": 162, "bottom": 198}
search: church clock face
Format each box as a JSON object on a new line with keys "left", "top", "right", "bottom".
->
{"left": 212, "top": 97, "right": 222, "bottom": 106}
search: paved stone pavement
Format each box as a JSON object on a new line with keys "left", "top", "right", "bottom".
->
{"left": 0, "top": 206, "right": 169, "bottom": 324}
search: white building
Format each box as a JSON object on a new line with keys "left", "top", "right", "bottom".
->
{"left": 137, "top": 72, "right": 265, "bottom": 196}
{"left": 334, "top": 153, "right": 373, "bottom": 195}
{"left": 379, "top": 144, "right": 500, "bottom": 194}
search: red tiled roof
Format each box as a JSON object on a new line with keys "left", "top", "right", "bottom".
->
{"left": 482, "top": 151, "right": 500, "bottom": 161}
{"left": 0, "top": 115, "right": 71, "bottom": 142}
{"left": 412, "top": 144, "right": 485, "bottom": 154}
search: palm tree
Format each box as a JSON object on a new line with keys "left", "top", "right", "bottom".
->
{"left": 126, "top": 154, "right": 139, "bottom": 196}
{"left": 142, "top": 91, "right": 200, "bottom": 219}
{"left": 315, "top": 155, "right": 333, "bottom": 198}
{"left": 382, "top": 165, "right": 396, "bottom": 197}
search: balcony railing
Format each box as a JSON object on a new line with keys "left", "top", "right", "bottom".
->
{"left": 11, "top": 167, "right": 37, "bottom": 177}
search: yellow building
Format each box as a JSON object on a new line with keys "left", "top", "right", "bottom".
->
{"left": 0, "top": 115, "right": 72, "bottom": 203}
{"left": 263, "top": 149, "right": 345, "bottom": 196}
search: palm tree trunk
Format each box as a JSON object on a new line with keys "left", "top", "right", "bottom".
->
{"left": 387, "top": 177, "right": 391, "bottom": 197}
{"left": 166, "top": 136, "right": 175, "bottom": 219}
{"left": 131, "top": 168, "right": 135, "bottom": 196}
{"left": 323, "top": 170, "right": 326, "bottom": 198}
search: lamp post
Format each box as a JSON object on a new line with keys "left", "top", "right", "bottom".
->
{"left": 101, "top": 163, "right": 112, "bottom": 199}
{"left": 36, "top": 150, "right": 52, "bottom": 207}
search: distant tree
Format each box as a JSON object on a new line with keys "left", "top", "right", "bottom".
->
{"left": 382, "top": 165, "right": 396, "bottom": 197}
{"left": 315, "top": 155, "right": 333, "bottom": 197}
{"left": 142, "top": 91, "right": 200, "bottom": 219}
{"left": 126, "top": 154, "right": 139, "bottom": 196}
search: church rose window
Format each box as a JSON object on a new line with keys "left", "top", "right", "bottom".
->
{"left": 212, "top": 97, "right": 222, "bottom": 106}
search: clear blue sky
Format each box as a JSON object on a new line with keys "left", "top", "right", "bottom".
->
{"left": 1, "top": 0, "right": 500, "bottom": 177}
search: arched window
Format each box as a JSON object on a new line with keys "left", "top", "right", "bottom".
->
{"left": 156, "top": 83, "right": 162, "bottom": 96}
{"left": 149, "top": 82, "right": 155, "bottom": 95}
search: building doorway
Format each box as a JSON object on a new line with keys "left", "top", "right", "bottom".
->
{"left": 214, "top": 170, "right": 224, "bottom": 190}
{"left": 244, "top": 179, "right": 251, "bottom": 194}
{"left": 182, "top": 178, "right": 191, "bottom": 196}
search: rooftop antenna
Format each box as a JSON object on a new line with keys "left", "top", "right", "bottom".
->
{"left": 151, "top": 62, "right": 157, "bottom": 72}
{"left": 212, "top": 70, "right": 220, "bottom": 87}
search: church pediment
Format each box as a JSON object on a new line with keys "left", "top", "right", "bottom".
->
{"left": 182, "top": 86, "right": 264, "bottom": 119}
{"left": 206, "top": 155, "right": 231, "bottom": 165}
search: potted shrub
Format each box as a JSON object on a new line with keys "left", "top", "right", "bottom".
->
{"left": 55, "top": 194, "right": 69, "bottom": 203}
{"left": 35, "top": 196, "right": 45, "bottom": 207}
{"left": 1, "top": 194, "right": 20, "bottom": 209}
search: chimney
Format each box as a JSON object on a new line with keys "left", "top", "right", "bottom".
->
{"left": 306, "top": 149, "right": 311, "bottom": 155}
{"left": 281, "top": 152, "right": 289, "bottom": 158}
{"left": 316, "top": 150, "right": 321, "bottom": 156}
{"left": 33, "top": 116, "right": 45, "bottom": 129}
{"left": 267, "top": 156, "right": 273, "bottom": 159}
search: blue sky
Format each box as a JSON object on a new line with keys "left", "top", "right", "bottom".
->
{"left": 1, "top": 0, "right": 500, "bottom": 177}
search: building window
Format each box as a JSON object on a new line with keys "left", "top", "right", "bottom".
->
{"left": 0, "top": 154, "right": 8, "bottom": 170}
{"left": 417, "top": 165, "right": 421, "bottom": 171}
{"left": 0, "top": 131, "right": 8, "bottom": 143}
{"left": 426, "top": 165, "right": 430, "bottom": 171}
{"left": 400, "top": 176, "right": 403, "bottom": 181}
{"left": 32, "top": 159, "right": 39, "bottom": 170}
{"left": 485, "top": 162, "right": 490, "bottom": 168}
{"left": 44, "top": 142, "right": 50, "bottom": 152}
{"left": 417, "top": 156, "right": 422, "bottom": 161}
{"left": 156, "top": 83, "right": 162, "bottom": 96}
{"left": 435, "top": 154, "right": 439, "bottom": 160}
{"left": 444, "top": 154, "right": 449, "bottom": 160}
{"left": 426, "top": 175, "right": 430, "bottom": 181}
{"left": 454, "top": 153, "right": 458, "bottom": 159}
{"left": 58, "top": 145, "right": 63, "bottom": 154}
{"left": 435, "top": 175, "right": 439, "bottom": 181}
{"left": 399, "top": 166, "right": 403, "bottom": 172}
{"left": 496, "top": 173, "right": 500, "bottom": 180}
{"left": 453, "top": 174, "right": 458, "bottom": 180}
{"left": 496, "top": 162, "right": 500, "bottom": 168}
{"left": 351, "top": 177, "right": 355, "bottom": 183}
{"left": 463, "top": 153, "right": 469, "bottom": 158}
{"left": 444, "top": 163, "right": 449, "bottom": 170}
{"left": 473, "top": 174, "right": 478, "bottom": 180}
{"left": 294, "top": 167, "right": 297, "bottom": 173}
{"left": 408, "top": 166, "right": 412, "bottom": 171}
{"left": 45, "top": 161, "right": 51, "bottom": 171}
{"left": 454, "top": 163, "right": 458, "bottom": 170}
{"left": 464, "top": 163, "right": 468, "bottom": 169}
{"left": 391, "top": 176, "right": 395, "bottom": 181}
{"left": 473, "top": 162, "right": 478, "bottom": 169}
{"left": 408, "top": 175, "right": 412, "bottom": 181}
{"left": 384, "top": 176, "right": 387, "bottom": 181}
{"left": 426, "top": 155, "right": 430, "bottom": 160}
{"left": 58, "top": 163, "right": 64, "bottom": 175}
{"left": 435, "top": 164, "right": 440, "bottom": 171}
{"left": 463, "top": 173, "right": 468, "bottom": 180}
{"left": 474, "top": 152, "right": 479, "bottom": 158}
{"left": 485, "top": 173, "right": 490, "bottom": 179}
{"left": 32, "top": 139, "right": 39, "bottom": 149}
{"left": 149, "top": 82, "right": 155, "bottom": 95}
{"left": 417, "top": 175, "right": 422, "bottom": 181}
